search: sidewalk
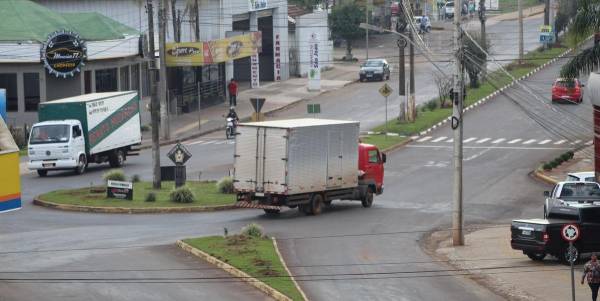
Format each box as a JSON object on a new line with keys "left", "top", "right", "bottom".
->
{"left": 535, "top": 145, "right": 594, "bottom": 184}
{"left": 140, "top": 63, "right": 358, "bottom": 148}
{"left": 426, "top": 226, "right": 591, "bottom": 301}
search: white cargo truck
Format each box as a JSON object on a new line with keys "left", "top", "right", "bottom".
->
{"left": 234, "top": 119, "right": 386, "bottom": 215}
{"left": 28, "top": 91, "right": 142, "bottom": 176}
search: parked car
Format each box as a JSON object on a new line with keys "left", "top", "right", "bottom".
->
{"left": 414, "top": 16, "right": 431, "bottom": 33}
{"left": 566, "top": 172, "right": 597, "bottom": 183}
{"left": 359, "top": 59, "right": 390, "bottom": 82}
{"left": 543, "top": 181, "right": 600, "bottom": 218}
{"left": 443, "top": 1, "right": 455, "bottom": 19}
{"left": 511, "top": 203, "right": 600, "bottom": 263}
{"left": 552, "top": 78, "right": 584, "bottom": 103}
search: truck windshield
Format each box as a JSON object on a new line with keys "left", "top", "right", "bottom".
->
{"left": 560, "top": 183, "right": 600, "bottom": 197}
{"left": 30, "top": 125, "right": 70, "bottom": 144}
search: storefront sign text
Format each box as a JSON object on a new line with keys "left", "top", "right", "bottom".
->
{"left": 274, "top": 33, "right": 281, "bottom": 81}
{"left": 251, "top": 54, "right": 260, "bottom": 88}
{"left": 249, "top": 0, "right": 268, "bottom": 11}
{"left": 308, "top": 33, "right": 320, "bottom": 91}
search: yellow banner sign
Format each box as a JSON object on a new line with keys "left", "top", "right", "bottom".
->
{"left": 166, "top": 32, "right": 262, "bottom": 67}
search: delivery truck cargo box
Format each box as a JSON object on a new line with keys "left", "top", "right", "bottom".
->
{"left": 234, "top": 118, "right": 360, "bottom": 195}
{"left": 38, "top": 91, "right": 141, "bottom": 155}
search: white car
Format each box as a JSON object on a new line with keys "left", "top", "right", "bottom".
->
{"left": 566, "top": 171, "right": 596, "bottom": 182}
{"left": 543, "top": 181, "right": 600, "bottom": 218}
{"left": 444, "top": 1, "right": 455, "bottom": 19}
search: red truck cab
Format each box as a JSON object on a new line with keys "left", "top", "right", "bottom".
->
{"left": 358, "top": 143, "right": 385, "bottom": 194}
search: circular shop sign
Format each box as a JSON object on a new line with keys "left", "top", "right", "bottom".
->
{"left": 561, "top": 223, "right": 580, "bottom": 242}
{"left": 41, "top": 30, "right": 87, "bottom": 78}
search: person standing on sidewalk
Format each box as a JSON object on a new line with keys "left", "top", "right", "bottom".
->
{"left": 582, "top": 254, "right": 600, "bottom": 301}
{"left": 227, "top": 78, "right": 238, "bottom": 107}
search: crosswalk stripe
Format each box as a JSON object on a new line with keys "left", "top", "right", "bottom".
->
{"left": 571, "top": 140, "right": 582, "bottom": 145}
{"left": 585, "top": 140, "right": 594, "bottom": 146}
{"left": 445, "top": 138, "right": 453, "bottom": 143}
{"left": 463, "top": 137, "right": 477, "bottom": 143}
{"left": 523, "top": 139, "right": 537, "bottom": 145}
{"left": 186, "top": 140, "right": 204, "bottom": 146}
{"left": 215, "top": 141, "right": 228, "bottom": 145}
{"left": 538, "top": 139, "right": 551, "bottom": 145}
{"left": 476, "top": 138, "right": 491, "bottom": 143}
{"left": 508, "top": 139, "right": 522, "bottom": 144}
{"left": 431, "top": 136, "right": 447, "bottom": 142}
{"left": 491, "top": 138, "right": 505, "bottom": 144}
{"left": 417, "top": 136, "right": 432, "bottom": 142}
{"left": 554, "top": 140, "right": 566, "bottom": 145}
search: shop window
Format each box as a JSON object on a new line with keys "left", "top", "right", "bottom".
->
{"left": 120, "top": 66, "right": 129, "bottom": 91}
{"left": 0, "top": 73, "right": 18, "bottom": 112}
{"left": 141, "top": 63, "right": 150, "bottom": 97}
{"left": 84, "top": 71, "right": 92, "bottom": 94}
{"left": 24, "top": 73, "right": 40, "bottom": 112}
{"left": 95, "top": 68, "right": 118, "bottom": 92}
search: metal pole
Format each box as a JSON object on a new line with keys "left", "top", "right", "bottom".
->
{"left": 518, "top": 0, "right": 523, "bottom": 64}
{"left": 452, "top": 0, "right": 464, "bottom": 246}
{"left": 398, "top": 39, "right": 406, "bottom": 121}
{"left": 366, "top": 0, "right": 371, "bottom": 60}
{"left": 197, "top": 82, "right": 201, "bottom": 130}
{"left": 146, "top": 0, "right": 161, "bottom": 189}
{"left": 385, "top": 95, "right": 388, "bottom": 139}
{"left": 158, "top": 0, "right": 170, "bottom": 140}
{"left": 479, "top": 0, "right": 487, "bottom": 81}
{"left": 408, "top": 29, "right": 415, "bottom": 122}
{"left": 570, "top": 242, "right": 576, "bottom": 301}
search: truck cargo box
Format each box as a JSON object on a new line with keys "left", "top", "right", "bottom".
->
{"left": 234, "top": 119, "right": 359, "bottom": 195}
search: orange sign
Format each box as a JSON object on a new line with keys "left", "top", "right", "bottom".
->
{"left": 166, "top": 32, "right": 262, "bottom": 66}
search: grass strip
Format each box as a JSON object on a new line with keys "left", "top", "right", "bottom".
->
{"left": 38, "top": 181, "right": 235, "bottom": 208}
{"left": 184, "top": 236, "right": 304, "bottom": 301}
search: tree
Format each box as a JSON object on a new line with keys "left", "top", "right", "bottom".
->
{"left": 329, "top": 3, "right": 365, "bottom": 60}
{"left": 461, "top": 31, "right": 490, "bottom": 88}
{"left": 433, "top": 72, "right": 452, "bottom": 108}
{"left": 554, "top": 0, "right": 578, "bottom": 42}
{"left": 560, "top": 0, "right": 600, "bottom": 79}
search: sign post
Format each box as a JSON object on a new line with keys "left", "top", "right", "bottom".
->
{"left": 379, "top": 83, "right": 393, "bottom": 138}
{"left": 561, "top": 223, "right": 580, "bottom": 301}
{"left": 250, "top": 98, "right": 265, "bottom": 121}
{"left": 167, "top": 142, "right": 192, "bottom": 187}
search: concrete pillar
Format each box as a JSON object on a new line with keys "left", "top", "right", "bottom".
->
{"left": 16, "top": 72, "right": 24, "bottom": 114}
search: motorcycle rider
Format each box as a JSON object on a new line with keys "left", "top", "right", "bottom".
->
{"left": 419, "top": 15, "right": 430, "bottom": 34}
{"left": 226, "top": 106, "right": 239, "bottom": 122}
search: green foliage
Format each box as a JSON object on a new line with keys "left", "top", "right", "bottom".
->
{"left": 424, "top": 99, "right": 438, "bottom": 111}
{"left": 561, "top": 0, "right": 600, "bottom": 78}
{"left": 543, "top": 163, "right": 553, "bottom": 171}
{"left": 549, "top": 160, "right": 559, "bottom": 168}
{"left": 145, "top": 192, "right": 156, "bottom": 202}
{"left": 462, "top": 31, "right": 491, "bottom": 88}
{"left": 169, "top": 186, "right": 195, "bottom": 203}
{"left": 567, "top": 151, "right": 575, "bottom": 159}
{"left": 553, "top": 157, "right": 564, "bottom": 166}
{"left": 329, "top": 3, "right": 364, "bottom": 57}
{"left": 560, "top": 153, "right": 571, "bottom": 162}
{"left": 288, "top": 0, "right": 320, "bottom": 10}
{"left": 131, "top": 174, "right": 141, "bottom": 183}
{"left": 102, "top": 169, "right": 126, "bottom": 183}
{"left": 217, "top": 176, "right": 234, "bottom": 194}
{"left": 241, "top": 223, "right": 264, "bottom": 238}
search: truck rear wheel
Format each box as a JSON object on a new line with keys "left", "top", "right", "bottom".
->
{"left": 526, "top": 252, "right": 546, "bottom": 261}
{"left": 308, "top": 194, "right": 323, "bottom": 215}
{"left": 37, "top": 170, "right": 48, "bottom": 177}
{"left": 109, "top": 150, "right": 125, "bottom": 168}
{"left": 361, "top": 189, "right": 374, "bottom": 208}
{"left": 74, "top": 154, "right": 87, "bottom": 175}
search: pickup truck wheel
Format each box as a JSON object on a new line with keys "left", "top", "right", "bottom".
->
{"left": 74, "top": 155, "right": 87, "bottom": 175}
{"left": 109, "top": 150, "right": 125, "bottom": 168}
{"left": 37, "top": 170, "right": 48, "bottom": 177}
{"left": 526, "top": 252, "right": 546, "bottom": 261}
{"left": 264, "top": 209, "right": 280, "bottom": 215}
{"left": 561, "top": 245, "right": 580, "bottom": 264}
{"left": 361, "top": 189, "right": 374, "bottom": 208}
{"left": 308, "top": 194, "right": 323, "bottom": 215}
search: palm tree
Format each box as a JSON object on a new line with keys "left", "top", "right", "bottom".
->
{"left": 560, "top": 0, "right": 600, "bottom": 78}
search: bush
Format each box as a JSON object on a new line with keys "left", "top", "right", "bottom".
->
{"left": 543, "top": 163, "right": 553, "bottom": 171}
{"left": 169, "top": 186, "right": 195, "bottom": 203}
{"left": 425, "top": 99, "right": 438, "bottom": 111}
{"left": 553, "top": 157, "right": 564, "bottom": 166}
{"left": 145, "top": 192, "right": 156, "bottom": 202}
{"left": 217, "top": 176, "right": 234, "bottom": 194}
{"left": 131, "top": 174, "right": 141, "bottom": 183}
{"left": 103, "top": 169, "right": 126, "bottom": 183}
{"left": 560, "top": 153, "right": 571, "bottom": 162}
{"left": 567, "top": 151, "right": 575, "bottom": 159}
{"left": 241, "top": 223, "right": 264, "bottom": 238}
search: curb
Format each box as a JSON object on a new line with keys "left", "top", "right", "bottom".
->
{"left": 272, "top": 237, "right": 310, "bottom": 301}
{"left": 176, "top": 240, "right": 292, "bottom": 301}
{"left": 381, "top": 136, "right": 414, "bottom": 153}
{"left": 33, "top": 197, "right": 238, "bottom": 214}
{"left": 531, "top": 167, "right": 559, "bottom": 185}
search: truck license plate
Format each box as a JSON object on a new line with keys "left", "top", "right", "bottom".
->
{"left": 255, "top": 192, "right": 264, "bottom": 197}
{"left": 366, "top": 74, "right": 373, "bottom": 77}
{"left": 522, "top": 230, "right": 531, "bottom": 236}
{"left": 42, "top": 163, "right": 55, "bottom": 168}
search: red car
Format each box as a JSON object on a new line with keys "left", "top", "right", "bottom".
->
{"left": 551, "top": 78, "right": 584, "bottom": 103}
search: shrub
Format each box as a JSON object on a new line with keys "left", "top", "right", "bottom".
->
{"left": 241, "top": 223, "right": 264, "bottom": 238}
{"left": 425, "top": 99, "right": 438, "bottom": 111}
{"left": 553, "top": 157, "right": 564, "bottom": 166}
{"left": 217, "top": 176, "right": 234, "bottom": 194}
{"left": 543, "top": 163, "right": 553, "bottom": 171}
{"left": 560, "top": 153, "right": 571, "bottom": 162}
{"left": 549, "top": 160, "right": 559, "bottom": 168}
{"left": 131, "top": 174, "right": 141, "bottom": 183}
{"left": 169, "top": 186, "right": 195, "bottom": 203}
{"left": 145, "top": 192, "right": 156, "bottom": 202}
{"left": 567, "top": 151, "right": 575, "bottom": 159}
{"left": 102, "top": 169, "right": 126, "bottom": 183}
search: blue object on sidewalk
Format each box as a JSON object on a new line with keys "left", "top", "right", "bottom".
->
{"left": 0, "top": 89, "right": 5, "bottom": 121}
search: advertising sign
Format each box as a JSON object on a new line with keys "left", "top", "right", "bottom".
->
{"left": 539, "top": 25, "right": 555, "bottom": 43}
{"left": 166, "top": 32, "right": 262, "bottom": 67}
{"left": 41, "top": 30, "right": 87, "bottom": 78}
{"left": 308, "top": 33, "right": 321, "bottom": 91}
{"left": 107, "top": 180, "right": 133, "bottom": 200}
{"left": 251, "top": 54, "right": 260, "bottom": 88}
{"left": 274, "top": 33, "right": 281, "bottom": 81}
{"left": 249, "top": 0, "right": 268, "bottom": 11}
{"left": 0, "top": 89, "right": 5, "bottom": 121}
{"left": 167, "top": 142, "right": 192, "bottom": 166}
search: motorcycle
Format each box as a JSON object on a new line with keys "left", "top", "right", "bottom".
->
{"left": 226, "top": 117, "right": 237, "bottom": 139}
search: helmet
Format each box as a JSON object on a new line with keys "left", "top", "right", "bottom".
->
{"left": 230, "top": 106, "right": 235, "bottom": 110}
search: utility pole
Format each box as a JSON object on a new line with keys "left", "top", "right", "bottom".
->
{"left": 366, "top": 0, "right": 371, "bottom": 59}
{"left": 518, "top": 0, "right": 523, "bottom": 64}
{"left": 408, "top": 1, "right": 415, "bottom": 122}
{"left": 158, "top": 0, "right": 170, "bottom": 140}
{"left": 478, "top": 0, "right": 487, "bottom": 81}
{"left": 452, "top": 0, "right": 464, "bottom": 246}
{"left": 397, "top": 38, "right": 406, "bottom": 121}
{"left": 544, "top": 0, "right": 549, "bottom": 25}
{"left": 146, "top": 0, "right": 161, "bottom": 189}
{"left": 194, "top": 0, "right": 200, "bottom": 41}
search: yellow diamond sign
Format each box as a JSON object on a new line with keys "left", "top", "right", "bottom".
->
{"left": 379, "top": 83, "right": 393, "bottom": 97}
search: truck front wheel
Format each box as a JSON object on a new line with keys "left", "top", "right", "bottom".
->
{"left": 361, "top": 189, "right": 374, "bottom": 208}
{"left": 74, "top": 155, "right": 87, "bottom": 175}
{"left": 109, "top": 150, "right": 125, "bottom": 168}
{"left": 37, "top": 170, "right": 48, "bottom": 177}
{"left": 308, "top": 194, "right": 323, "bottom": 215}
{"left": 526, "top": 252, "right": 546, "bottom": 261}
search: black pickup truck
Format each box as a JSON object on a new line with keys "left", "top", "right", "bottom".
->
{"left": 511, "top": 204, "right": 600, "bottom": 263}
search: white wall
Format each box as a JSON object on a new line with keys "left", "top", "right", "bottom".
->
{"left": 295, "top": 10, "right": 332, "bottom": 77}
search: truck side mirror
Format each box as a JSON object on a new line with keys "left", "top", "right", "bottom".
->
{"left": 381, "top": 153, "right": 387, "bottom": 163}
{"left": 543, "top": 191, "right": 550, "bottom": 197}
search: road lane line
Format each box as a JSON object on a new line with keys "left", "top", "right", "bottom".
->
{"left": 508, "top": 139, "right": 522, "bottom": 144}
{"left": 406, "top": 145, "right": 571, "bottom": 150}
{"left": 554, "top": 140, "right": 566, "bottom": 145}
{"left": 571, "top": 140, "right": 582, "bottom": 145}
{"left": 445, "top": 138, "right": 453, "bottom": 143}
{"left": 538, "top": 139, "right": 551, "bottom": 145}
{"left": 186, "top": 140, "right": 205, "bottom": 146}
{"left": 214, "top": 141, "right": 228, "bottom": 145}
{"left": 476, "top": 138, "right": 491, "bottom": 144}
{"left": 463, "top": 137, "right": 477, "bottom": 143}
{"left": 431, "top": 136, "right": 447, "bottom": 142}
{"left": 585, "top": 140, "right": 593, "bottom": 146}
{"left": 491, "top": 138, "right": 505, "bottom": 144}
{"left": 417, "top": 136, "right": 432, "bottom": 142}
{"left": 523, "top": 139, "right": 537, "bottom": 145}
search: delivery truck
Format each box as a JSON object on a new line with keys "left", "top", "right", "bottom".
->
{"left": 233, "top": 118, "right": 386, "bottom": 215}
{"left": 28, "top": 91, "right": 142, "bottom": 176}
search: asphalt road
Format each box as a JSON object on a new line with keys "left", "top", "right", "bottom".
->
{"left": 2, "top": 15, "right": 591, "bottom": 301}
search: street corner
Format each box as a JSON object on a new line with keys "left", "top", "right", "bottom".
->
{"left": 423, "top": 225, "right": 592, "bottom": 301}
{"left": 533, "top": 146, "right": 594, "bottom": 186}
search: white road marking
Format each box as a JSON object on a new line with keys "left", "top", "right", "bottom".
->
{"left": 464, "top": 148, "right": 491, "bottom": 161}
{"left": 571, "top": 140, "right": 582, "bottom": 145}
{"left": 214, "top": 141, "right": 228, "bottom": 145}
{"left": 417, "top": 136, "right": 432, "bottom": 142}
{"left": 445, "top": 138, "right": 453, "bottom": 143}
{"left": 508, "top": 139, "right": 522, "bottom": 144}
{"left": 406, "top": 145, "right": 571, "bottom": 150}
{"left": 554, "top": 140, "right": 567, "bottom": 145}
{"left": 431, "top": 136, "right": 447, "bottom": 142}
{"left": 476, "top": 138, "right": 491, "bottom": 144}
{"left": 523, "top": 139, "right": 537, "bottom": 145}
{"left": 463, "top": 137, "right": 477, "bottom": 143}
{"left": 538, "top": 139, "right": 551, "bottom": 145}
{"left": 585, "top": 140, "right": 594, "bottom": 146}
{"left": 186, "top": 140, "right": 205, "bottom": 146}
{"left": 491, "top": 138, "right": 505, "bottom": 144}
